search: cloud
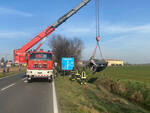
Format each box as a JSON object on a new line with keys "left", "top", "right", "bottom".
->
{"left": 0, "top": 6, "right": 32, "bottom": 17}
{"left": 102, "top": 23, "right": 150, "bottom": 34}
{"left": 66, "top": 27, "right": 91, "bottom": 34}
{"left": 54, "top": 22, "right": 95, "bottom": 37}
{"left": 70, "top": 22, "right": 150, "bottom": 64}
{"left": 55, "top": 22, "right": 150, "bottom": 39}
{"left": 101, "top": 24, "right": 150, "bottom": 46}
{"left": 0, "top": 31, "right": 31, "bottom": 38}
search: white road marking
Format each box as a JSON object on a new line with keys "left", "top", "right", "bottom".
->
{"left": 1, "top": 83, "right": 15, "bottom": 91}
{"left": 22, "top": 78, "right": 26, "bottom": 80}
{"left": 52, "top": 80, "right": 59, "bottom": 113}
{"left": 24, "top": 80, "right": 27, "bottom": 83}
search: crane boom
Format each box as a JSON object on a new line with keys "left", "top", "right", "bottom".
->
{"left": 35, "top": 0, "right": 91, "bottom": 51}
{"left": 52, "top": 0, "right": 91, "bottom": 28}
{"left": 14, "top": 0, "right": 91, "bottom": 64}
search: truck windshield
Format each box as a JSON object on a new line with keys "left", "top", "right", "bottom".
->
{"left": 30, "top": 53, "right": 52, "bottom": 61}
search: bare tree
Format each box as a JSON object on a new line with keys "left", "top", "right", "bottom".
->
{"left": 1, "top": 57, "right": 5, "bottom": 63}
{"left": 48, "top": 35, "right": 83, "bottom": 68}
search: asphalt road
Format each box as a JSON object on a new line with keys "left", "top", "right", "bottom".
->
{"left": 0, "top": 73, "right": 54, "bottom": 113}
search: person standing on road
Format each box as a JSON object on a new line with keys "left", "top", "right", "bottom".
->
{"left": 3, "top": 62, "right": 6, "bottom": 73}
{"left": 6, "top": 64, "right": 10, "bottom": 73}
{"left": 19, "top": 64, "right": 21, "bottom": 71}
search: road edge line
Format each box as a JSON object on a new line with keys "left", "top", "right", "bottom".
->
{"left": 52, "top": 79, "right": 59, "bottom": 113}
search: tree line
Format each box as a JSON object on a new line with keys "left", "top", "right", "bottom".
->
{"left": 48, "top": 35, "right": 83, "bottom": 69}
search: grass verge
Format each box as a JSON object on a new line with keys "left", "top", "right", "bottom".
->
{"left": 0, "top": 67, "right": 26, "bottom": 78}
{"left": 55, "top": 65, "right": 150, "bottom": 113}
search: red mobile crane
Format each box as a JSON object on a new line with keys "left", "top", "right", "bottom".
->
{"left": 13, "top": 0, "right": 91, "bottom": 82}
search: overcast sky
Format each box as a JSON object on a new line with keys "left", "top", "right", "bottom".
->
{"left": 0, "top": 0, "right": 150, "bottom": 64}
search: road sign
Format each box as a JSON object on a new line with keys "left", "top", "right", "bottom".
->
{"left": 62, "top": 58, "right": 74, "bottom": 70}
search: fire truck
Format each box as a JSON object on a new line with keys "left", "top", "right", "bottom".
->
{"left": 13, "top": 0, "right": 91, "bottom": 82}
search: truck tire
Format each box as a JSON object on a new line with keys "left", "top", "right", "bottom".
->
{"left": 27, "top": 78, "right": 32, "bottom": 83}
{"left": 48, "top": 76, "right": 53, "bottom": 83}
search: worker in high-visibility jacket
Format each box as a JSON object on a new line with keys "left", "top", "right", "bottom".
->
{"left": 70, "top": 69, "right": 76, "bottom": 81}
{"left": 80, "top": 71, "right": 87, "bottom": 85}
{"left": 75, "top": 69, "right": 81, "bottom": 80}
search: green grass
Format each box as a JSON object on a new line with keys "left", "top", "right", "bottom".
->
{"left": 0, "top": 67, "right": 26, "bottom": 78}
{"left": 55, "top": 65, "right": 150, "bottom": 113}
{"left": 100, "top": 65, "right": 150, "bottom": 84}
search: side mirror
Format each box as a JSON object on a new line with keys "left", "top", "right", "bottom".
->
{"left": 25, "top": 54, "right": 28, "bottom": 63}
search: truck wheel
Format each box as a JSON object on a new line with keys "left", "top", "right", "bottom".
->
{"left": 27, "top": 78, "right": 32, "bottom": 83}
{"left": 48, "top": 76, "right": 53, "bottom": 82}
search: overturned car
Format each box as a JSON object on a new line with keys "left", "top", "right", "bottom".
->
{"left": 87, "top": 59, "right": 108, "bottom": 72}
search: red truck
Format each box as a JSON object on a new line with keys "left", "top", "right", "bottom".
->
{"left": 13, "top": 0, "right": 91, "bottom": 82}
{"left": 26, "top": 50, "right": 53, "bottom": 82}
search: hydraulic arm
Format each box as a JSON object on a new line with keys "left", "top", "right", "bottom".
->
{"left": 14, "top": 0, "right": 91, "bottom": 64}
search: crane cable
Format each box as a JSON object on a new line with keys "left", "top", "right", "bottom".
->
{"left": 95, "top": 0, "right": 100, "bottom": 37}
{"left": 92, "top": 0, "right": 104, "bottom": 60}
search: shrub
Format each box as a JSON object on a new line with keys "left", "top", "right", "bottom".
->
{"left": 97, "top": 77, "right": 150, "bottom": 109}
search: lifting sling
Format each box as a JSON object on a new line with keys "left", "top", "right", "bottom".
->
{"left": 88, "top": 0, "right": 108, "bottom": 72}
